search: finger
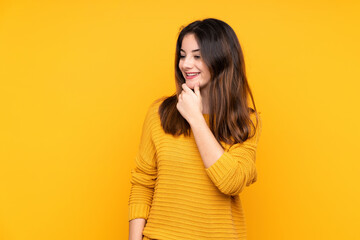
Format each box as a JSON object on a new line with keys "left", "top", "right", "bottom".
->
{"left": 182, "top": 83, "right": 191, "bottom": 93}
{"left": 194, "top": 83, "right": 201, "bottom": 97}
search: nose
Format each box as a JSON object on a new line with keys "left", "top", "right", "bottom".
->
{"left": 182, "top": 56, "right": 194, "bottom": 69}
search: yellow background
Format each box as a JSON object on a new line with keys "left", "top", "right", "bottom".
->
{"left": 1, "top": 0, "right": 359, "bottom": 239}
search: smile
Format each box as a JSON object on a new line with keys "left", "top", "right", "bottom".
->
{"left": 185, "top": 72, "right": 200, "bottom": 79}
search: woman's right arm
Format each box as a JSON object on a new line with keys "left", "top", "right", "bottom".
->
{"left": 129, "top": 218, "right": 146, "bottom": 240}
{"left": 128, "top": 102, "right": 158, "bottom": 239}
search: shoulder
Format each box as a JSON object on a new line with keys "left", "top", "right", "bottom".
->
{"left": 250, "top": 111, "right": 262, "bottom": 128}
{"left": 142, "top": 97, "right": 165, "bottom": 127}
{"left": 147, "top": 97, "right": 165, "bottom": 116}
{"left": 248, "top": 110, "right": 262, "bottom": 142}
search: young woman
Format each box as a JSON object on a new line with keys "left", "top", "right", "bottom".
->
{"left": 128, "top": 18, "right": 262, "bottom": 240}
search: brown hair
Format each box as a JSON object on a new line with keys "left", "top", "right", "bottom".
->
{"left": 158, "top": 18, "right": 260, "bottom": 147}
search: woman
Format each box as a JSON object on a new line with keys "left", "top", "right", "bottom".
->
{"left": 128, "top": 18, "right": 262, "bottom": 240}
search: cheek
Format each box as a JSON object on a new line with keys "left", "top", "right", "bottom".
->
{"left": 178, "top": 61, "right": 183, "bottom": 70}
{"left": 203, "top": 72, "right": 210, "bottom": 82}
{"left": 200, "top": 66, "right": 207, "bottom": 76}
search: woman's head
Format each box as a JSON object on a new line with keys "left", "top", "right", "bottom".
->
{"left": 158, "top": 18, "right": 259, "bottom": 145}
{"left": 178, "top": 33, "right": 211, "bottom": 91}
{"left": 175, "top": 18, "right": 246, "bottom": 97}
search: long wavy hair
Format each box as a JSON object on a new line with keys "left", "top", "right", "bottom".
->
{"left": 158, "top": 18, "right": 260, "bottom": 147}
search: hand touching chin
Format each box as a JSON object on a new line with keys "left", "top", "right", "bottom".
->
{"left": 177, "top": 83, "right": 202, "bottom": 124}
{"left": 186, "top": 80, "right": 200, "bottom": 90}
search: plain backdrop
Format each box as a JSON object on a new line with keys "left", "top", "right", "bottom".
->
{"left": 0, "top": 0, "right": 359, "bottom": 239}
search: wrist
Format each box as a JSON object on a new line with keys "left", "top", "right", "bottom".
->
{"left": 188, "top": 113, "right": 207, "bottom": 128}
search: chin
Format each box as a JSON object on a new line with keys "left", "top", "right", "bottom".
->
{"left": 185, "top": 81, "right": 199, "bottom": 89}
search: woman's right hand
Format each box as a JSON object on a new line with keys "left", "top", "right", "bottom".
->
{"left": 129, "top": 218, "right": 146, "bottom": 240}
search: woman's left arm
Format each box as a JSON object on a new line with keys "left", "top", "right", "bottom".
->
{"left": 188, "top": 115, "right": 225, "bottom": 169}
{"left": 190, "top": 114, "right": 262, "bottom": 196}
{"left": 177, "top": 83, "right": 262, "bottom": 196}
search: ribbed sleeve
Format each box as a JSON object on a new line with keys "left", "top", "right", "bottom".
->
{"left": 128, "top": 102, "right": 158, "bottom": 221}
{"left": 205, "top": 113, "right": 262, "bottom": 196}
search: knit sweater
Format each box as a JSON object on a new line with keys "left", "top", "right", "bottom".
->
{"left": 128, "top": 99, "right": 262, "bottom": 240}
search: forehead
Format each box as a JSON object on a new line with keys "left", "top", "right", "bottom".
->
{"left": 180, "top": 33, "right": 199, "bottom": 50}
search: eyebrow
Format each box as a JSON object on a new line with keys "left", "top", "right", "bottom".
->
{"left": 180, "top": 48, "right": 200, "bottom": 53}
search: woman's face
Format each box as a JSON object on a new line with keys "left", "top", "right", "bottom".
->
{"left": 178, "top": 33, "right": 211, "bottom": 90}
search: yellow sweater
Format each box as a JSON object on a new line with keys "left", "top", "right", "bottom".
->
{"left": 128, "top": 99, "right": 262, "bottom": 240}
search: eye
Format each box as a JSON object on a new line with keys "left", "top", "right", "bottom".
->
{"left": 179, "top": 55, "right": 185, "bottom": 58}
{"left": 194, "top": 55, "right": 201, "bottom": 59}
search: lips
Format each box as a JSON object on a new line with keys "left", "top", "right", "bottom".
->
{"left": 184, "top": 72, "right": 200, "bottom": 79}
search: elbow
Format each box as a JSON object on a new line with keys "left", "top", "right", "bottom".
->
{"left": 217, "top": 164, "right": 257, "bottom": 197}
{"left": 130, "top": 168, "right": 157, "bottom": 189}
{"left": 204, "top": 150, "right": 258, "bottom": 197}
{"left": 218, "top": 177, "right": 246, "bottom": 197}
